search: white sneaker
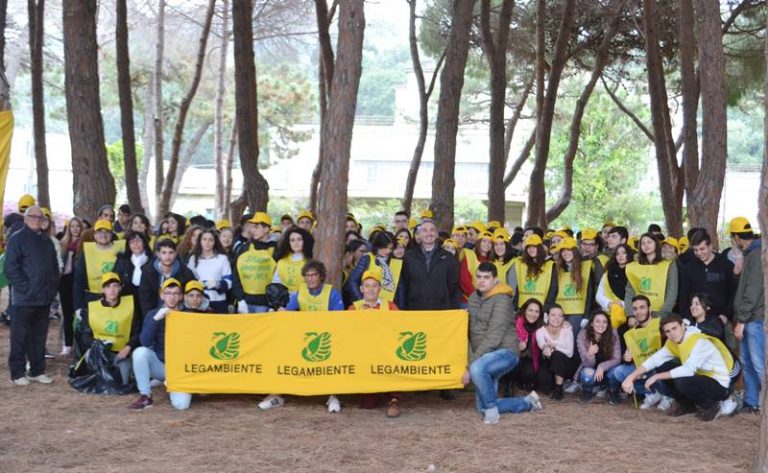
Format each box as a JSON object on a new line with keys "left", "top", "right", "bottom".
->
{"left": 720, "top": 396, "right": 738, "bottom": 416}
{"left": 60, "top": 346, "right": 72, "bottom": 356}
{"left": 526, "top": 391, "right": 543, "bottom": 412}
{"left": 657, "top": 395, "right": 673, "bottom": 411}
{"left": 12, "top": 377, "right": 30, "bottom": 386}
{"left": 483, "top": 406, "right": 500, "bottom": 424}
{"left": 563, "top": 381, "right": 579, "bottom": 394}
{"left": 639, "top": 391, "right": 661, "bottom": 410}
{"left": 327, "top": 395, "right": 341, "bottom": 413}
{"left": 26, "top": 374, "right": 54, "bottom": 384}
{"left": 258, "top": 394, "right": 284, "bottom": 410}
{"left": 149, "top": 379, "right": 164, "bottom": 388}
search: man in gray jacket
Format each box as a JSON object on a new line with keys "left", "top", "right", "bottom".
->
{"left": 462, "top": 262, "right": 542, "bottom": 424}
{"left": 5, "top": 206, "right": 60, "bottom": 385}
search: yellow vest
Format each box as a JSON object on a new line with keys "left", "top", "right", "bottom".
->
{"left": 352, "top": 299, "right": 388, "bottom": 311}
{"left": 464, "top": 250, "right": 481, "bottom": 288}
{"left": 597, "top": 254, "right": 609, "bottom": 268}
{"left": 236, "top": 246, "right": 276, "bottom": 295}
{"left": 555, "top": 261, "right": 592, "bottom": 315}
{"left": 276, "top": 256, "right": 305, "bottom": 293}
{"left": 665, "top": 332, "right": 734, "bottom": 379}
{"left": 494, "top": 258, "right": 515, "bottom": 285}
{"left": 600, "top": 273, "right": 626, "bottom": 328}
{"left": 366, "top": 254, "right": 402, "bottom": 302}
{"left": 623, "top": 317, "right": 661, "bottom": 367}
{"left": 626, "top": 260, "right": 671, "bottom": 311}
{"left": 83, "top": 241, "right": 126, "bottom": 293}
{"left": 298, "top": 284, "right": 332, "bottom": 312}
{"left": 87, "top": 296, "right": 134, "bottom": 352}
{"left": 514, "top": 260, "right": 554, "bottom": 308}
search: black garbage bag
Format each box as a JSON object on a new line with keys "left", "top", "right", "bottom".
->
{"left": 265, "top": 283, "right": 290, "bottom": 310}
{"left": 68, "top": 340, "right": 135, "bottom": 395}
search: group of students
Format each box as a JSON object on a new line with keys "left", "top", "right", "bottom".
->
{"left": 4, "top": 193, "right": 764, "bottom": 424}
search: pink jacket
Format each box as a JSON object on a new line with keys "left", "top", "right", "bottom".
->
{"left": 516, "top": 316, "right": 541, "bottom": 372}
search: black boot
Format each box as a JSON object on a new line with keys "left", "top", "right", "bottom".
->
{"left": 579, "top": 388, "right": 593, "bottom": 404}
{"left": 550, "top": 385, "right": 564, "bottom": 401}
{"left": 608, "top": 388, "right": 621, "bottom": 405}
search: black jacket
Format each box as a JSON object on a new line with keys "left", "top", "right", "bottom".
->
{"left": 4, "top": 225, "right": 60, "bottom": 306}
{"left": 397, "top": 246, "right": 461, "bottom": 310}
{"left": 112, "top": 251, "right": 151, "bottom": 300}
{"left": 138, "top": 257, "right": 196, "bottom": 317}
{"left": 677, "top": 252, "right": 737, "bottom": 321}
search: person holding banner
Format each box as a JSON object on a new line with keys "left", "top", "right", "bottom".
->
{"left": 186, "top": 229, "right": 232, "bottom": 313}
{"left": 260, "top": 260, "right": 345, "bottom": 413}
{"left": 182, "top": 280, "right": 210, "bottom": 313}
{"left": 348, "top": 268, "right": 401, "bottom": 417}
{"left": 272, "top": 226, "right": 313, "bottom": 293}
{"left": 129, "top": 278, "right": 191, "bottom": 410}
{"left": 345, "top": 231, "right": 400, "bottom": 306}
{"left": 232, "top": 212, "right": 277, "bottom": 313}
{"left": 621, "top": 314, "right": 737, "bottom": 422}
{"left": 464, "top": 262, "right": 543, "bottom": 425}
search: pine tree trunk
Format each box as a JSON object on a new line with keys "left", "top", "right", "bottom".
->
{"left": 214, "top": 0, "right": 229, "bottom": 220}
{"left": 679, "top": 0, "right": 699, "bottom": 229}
{"left": 116, "top": 0, "right": 143, "bottom": 214}
{"left": 313, "top": 0, "right": 365, "bottom": 288}
{"left": 430, "top": 0, "right": 475, "bottom": 232}
{"left": 169, "top": 120, "right": 212, "bottom": 211}
{"left": 233, "top": 0, "right": 269, "bottom": 212}
{"left": 63, "top": 0, "right": 115, "bottom": 219}
{"left": 153, "top": 0, "right": 165, "bottom": 221}
{"left": 0, "top": 0, "right": 7, "bottom": 71}
{"left": 28, "top": 0, "right": 48, "bottom": 209}
{"left": 139, "top": 79, "right": 154, "bottom": 220}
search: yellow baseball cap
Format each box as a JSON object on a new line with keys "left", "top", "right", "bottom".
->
{"left": 469, "top": 221, "right": 487, "bottom": 233}
{"left": 361, "top": 268, "right": 382, "bottom": 283}
{"left": 408, "top": 218, "right": 418, "bottom": 229}
{"left": 215, "top": 219, "right": 232, "bottom": 230}
{"left": 552, "top": 230, "right": 569, "bottom": 241}
{"left": 487, "top": 220, "right": 501, "bottom": 229}
{"left": 101, "top": 272, "right": 121, "bottom": 286}
{"left": 524, "top": 234, "right": 543, "bottom": 248}
{"left": 662, "top": 237, "right": 679, "bottom": 252}
{"left": 478, "top": 231, "right": 493, "bottom": 241}
{"left": 161, "top": 278, "right": 182, "bottom": 291}
{"left": 297, "top": 210, "right": 315, "bottom": 222}
{"left": 442, "top": 238, "right": 458, "bottom": 249}
{"left": 184, "top": 280, "right": 205, "bottom": 294}
{"left": 492, "top": 228, "right": 510, "bottom": 242}
{"left": 679, "top": 236, "right": 689, "bottom": 252}
{"left": 544, "top": 230, "right": 555, "bottom": 240}
{"left": 728, "top": 216, "right": 752, "bottom": 234}
{"left": 558, "top": 237, "right": 577, "bottom": 251}
{"left": 627, "top": 236, "right": 639, "bottom": 251}
{"left": 94, "top": 219, "right": 113, "bottom": 232}
{"left": 248, "top": 211, "right": 272, "bottom": 226}
{"left": 580, "top": 228, "right": 598, "bottom": 241}
{"left": 452, "top": 226, "right": 466, "bottom": 235}
{"left": 18, "top": 194, "right": 36, "bottom": 211}
{"left": 420, "top": 209, "right": 433, "bottom": 219}
{"left": 40, "top": 207, "right": 51, "bottom": 219}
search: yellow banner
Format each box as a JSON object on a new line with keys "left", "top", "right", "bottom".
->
{"left": 165, "top": 310, "right": 468, "bottom": 395}
{"left": 0, "top": 111, "right": 13, "bottom": 206}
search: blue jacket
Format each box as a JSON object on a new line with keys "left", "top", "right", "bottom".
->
{"left": 4, "top": 225, "right": 60, "bottom": 306}
{"left": 140, "top": 307, "right": 167, "bottom": 362}
{"left": 285, "top": 285, "right": 345, "bottom": 311}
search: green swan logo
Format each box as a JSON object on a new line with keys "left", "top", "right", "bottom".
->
{"left": 524, "top": 279, "right": 537, "bottom": 292}
{"left": 640, "top": 277, "right": 652, "bottom": 292}
{"left": 638, "top": 338, "right": 649, "bottom": 353}
{"left": 396, "top": 331, "right": 427, "bottom": 361}
{"left": 209, "top": 332, "right": 240, "bottom": 361}
{"left": 563, "top": 283, "right": 577, "bottom": 297}
{"left": 104, "top": 320, "right": 118, "bottom": 335}
{"left": 101, "top": 261, "right": 115, "bottom": 274}
{"left": 302, "top": 332, "right": 332, "bottom": 362}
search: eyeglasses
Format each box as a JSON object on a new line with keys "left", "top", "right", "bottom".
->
{"left": 27, "top": 215, "right": 45, "bottom": 221}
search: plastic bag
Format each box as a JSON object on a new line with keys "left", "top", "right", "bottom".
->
{"left": 68, "top": 340, "right": 135, "bottom": 395}
{"left": 265, "top": 283, "right": 289, "bottom": 310}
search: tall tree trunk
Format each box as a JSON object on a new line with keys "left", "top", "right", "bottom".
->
{"left": 642, "top": 0, "right": 683, "bottom": 237}
{"left": 314, "top": 0, "right": 365, "bottom": 288}
{"left": 169, "top": 120, "right": 212, "bottom": 211}
{"left": 139, "top": 79, "right": 153, "bottom": 219}
{"left": 116, "top": 0, "right": 143, "bottom": 213}
{"left": 525, "top": 0, "right": 576, "bottom": 228}
{"left": 0, "top": 0, "right": 7, "bottom": 71}
{"left": 63, "top": 0, "right": 115, "bottom": 218}
{"left": 28, "top": 0, "right": 48, "bottom": 208}
{"left": 309, "top": 48, "right": 326, "bottom": 214}
{"left": 545, "top": 0, "right": 624, "bottom": 223}
{"left": 214, "top": 0, "right": 229, "bottom": 220}
{"left": 480, "top": 0, "right": 514, "bottom": 223}
{"left": 688, "top": 0, "right": 728, "bottom": 242}
{"left": 502, "top": 74, "right": 534, "bottom": 178}
{"left": 158, "top": 0, "right": 215, "bottom": 216}
{"left": 503, "top": 128, "right": 535, "bottom": 189}
{"left": 233, "top": 0, "right": 269, "bottom": 212}
{"left": 402, "top": 0, "right": 444, "bottom": 215}
{"left": 430, "top": 0, "right": 475, "bottom": 232}
{"left": 679, "top": 0, "right": 699, "bottom": 227}
{"left": 225, "top": 118, "right": 237, "bottom": 213}
{"left": 153, "top": 0, "right": 165, "bottom": 221}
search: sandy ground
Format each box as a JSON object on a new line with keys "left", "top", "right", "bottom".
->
{"left": 0, "top": 317, "right": 760, "bottom": 473}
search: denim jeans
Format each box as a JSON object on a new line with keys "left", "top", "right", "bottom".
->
{"left": 132, "top": 346, "right": 192, "bottom": 409}
{"left": 740, "top": 320, "right": 765, "bottom": 408}
{"left": 248, "top": 304, "right": 269, "bottom": 313}
{"left": 469, "top": 349, "right": 532, "bottom": 414}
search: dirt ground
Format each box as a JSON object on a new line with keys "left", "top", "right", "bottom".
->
{"left": 0, "top": 318, "right": 760, "bottom": 473}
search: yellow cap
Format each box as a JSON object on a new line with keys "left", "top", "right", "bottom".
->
{"left": 728, "top": 216, "right": 752, "bottom": 234}
{"left": 558, "top": 237, "right": 577, "bottom": 251}
{"left": 478, "top": 231, "right": 493, "bottom": 241}
{"left": 40, "top": 207, "right": 51, "bottom": 219}
{"left": 101, "top": 272, "right": 121, "bottom": 286}
{"left": 248, "top": 211, "right": 272, "bottom": 226}
{"left": 487, "top": 220, "right": 501, "bottom": 229}
{"left": 552, "top": 230, "right": 569, "bottom": 241}
{"left": 94, "top": 219, "right": 113, "bottom": 232}
{"left": 524, "top": 234, "right": 543, "bottom": 247}
{"left": 451, "top": 226, "right": 466, "bottom": 235}
{"left": 442, "top": 238, "right": 458, "bottom": 249}
{"left": 184, "top": 280, "right": 205, "bottom": 294}
{"left": 544, "top": 230, "right": 555, "bottom": 240}
{"left": 627, "top": 236, "right": 639, "bottom": 251}
{"left": 662, "top": 237, "right": 679, "bottom": 252}
{"left": 408, "top": 218, "right": 418, "bottom": 229}
{"left": 297, "top": 210, "right": 315, "bottom": 222}
{"left": 679, "top": 236, "right": 689, "bottom": 252}
{"left": 361, "top": 268, "right": 382, "bottom": 283}
{"left": 271, "top": 226, "right": 282, "bottom": 234}
{"left": 420, "top": 209, "right": 433, "bottom": 219}
{"left": 215, "top": 219, "right": 232, "bottom": 230}
{"left": 397, "top": 236, "right": 409, "bottom": 247}
{"left": 580, "top": 228, "right": 598, "bottom": 241}
{"left": 161, "top": 278, "right": 182, "bottom": 291}
{"left": 492, "top": 228, "right": 510, "bottom": 242}
{"left": 469, "top": 221, "right": 487, "bottom": 233}
{"left": 18, "top": 194, "right": 36, "bottom": 211}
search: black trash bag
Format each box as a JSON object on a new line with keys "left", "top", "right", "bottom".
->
{"left": 265, "top": 283, "right": 289, "bottom": 310}
{"left": 68, "top": 340, "right": 135, "bottom": 395}
{"left": 72, "top": 318, "right": 93, "bottom": 360}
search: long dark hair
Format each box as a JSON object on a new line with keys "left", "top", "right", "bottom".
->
{"left": 370, "top": 231, "right": 394, "bottom": 256}
{"left": 190, "top": 229, "right": 225, "bottom": 267}
{"left": 637, "top": 232, "right": 663, "bottom": 265}
{"left": 522, "top": 244, "right": 547, "bottom": 278}
{"left": 394, "top": 228, "right": 415, "bottom": 250}
{"left": 121, "top": 231, "right": 151, "bottom": 258}
{"left": 606, "top": 244, "right": 634, "bottom": 299}
{"left": 584, "top": 309, "right": 616, "bottom": 360}
{"left": 557, "top": 247, "right": 584, "bottom": 293}
{"left": 517, "top": 298, "right": 544, "bottom": 329}
{"left": 274, "top": 226, "right": 314, "bottom": 261}
{"left": 493, "top": 240, "right": 514, "bottom": 264}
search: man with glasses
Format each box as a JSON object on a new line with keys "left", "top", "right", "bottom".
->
{"left": 5, "top": 206, "right": 60, "bottom": 385}
{"left": 393, "top": 211, "right": 410, "bottom": 232}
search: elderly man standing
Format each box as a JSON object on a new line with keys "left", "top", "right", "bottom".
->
{"left": 5, "top": 206, "right": 60, "bottom": 385}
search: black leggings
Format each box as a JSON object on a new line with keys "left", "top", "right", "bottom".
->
{"left": 538, "top": 351, "right": 578, "bottom": 390}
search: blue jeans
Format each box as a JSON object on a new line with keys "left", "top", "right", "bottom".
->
{"left": 248, "top": 304, "right": 269, "bottom": 313}
{"left": 132, "top": 346, "right": 191, "bottom": 410}
{"left": 469, "top": 349, "right": 532, "bottom": 414}
{"left": 740, "top": 320, "right": 765, "bottom": 408}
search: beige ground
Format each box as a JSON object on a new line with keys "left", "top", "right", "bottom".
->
{"left": 0, "top": 318, "right": 760, "bottom": 473}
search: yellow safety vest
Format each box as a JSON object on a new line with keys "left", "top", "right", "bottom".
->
{"left": 87, "top": 296, "right": 134, "bottom": 352}
{"left": 665, "top": 332, "right": 734, "bottom": 379}
{"left": 514, "top": 260, "right": 554, "bottom": 308}
{"left": 597, "top": 254, "right": 609, "bottom": 268}
{"left": 623, "top": 317, "right": 661, "bottom": 367}
{"left": 494, "top": 258, "right": 515, "bottom": 285}
{"left": 626, "top": 260, "right": 671, "bottom": 311}
{"left": 83, "top": 241, "right": 125, "bottom": 293}
{"left": 600, "top": 273, "right": 627, "bottom": 328}
{"left": 298, "top": 284, "right": 332, "bottom": 312}
{"left": 276, "top": 256, "right": 305, "bottom": 293}
{"left": 464, "top": 250, "right": 481, "bottom": 288}
{"left": 236, "top": 246, "right": 276, "bottom": 296}
{"left": 555, "top": 261, "right": 592, "bottom": 315}
{"left": 366, "top": 253, "right": 402, "bottom": 302}
{"left": 352, "top": 299, "right": 389, "bottom": 311}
